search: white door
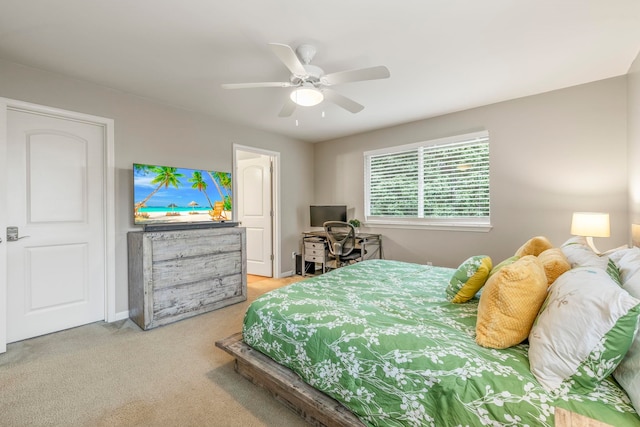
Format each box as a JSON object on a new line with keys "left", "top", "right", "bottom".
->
{"left": 237, "top": 155, "right": 273, "bottom": 277}
{"left": 5, "top": 108, "right": 106, "bottom": 343}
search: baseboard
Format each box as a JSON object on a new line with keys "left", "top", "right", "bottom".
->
{"left": 113, "top": 311, "right": 130, "bottom": 322}
{"left": 280, "top": 270, "right": 294, "bottom": 277}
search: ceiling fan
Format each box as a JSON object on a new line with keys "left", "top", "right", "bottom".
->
{"left": 221, "top": 43, "right": 390, "bottom": 117}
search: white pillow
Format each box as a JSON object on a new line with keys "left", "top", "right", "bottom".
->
{"left": 613, "top": 247, "right": 640, "bottom": 414}
{"left": 529, "top": 267, "right": 640, "bottom": 394}
{"left": 603, "top": 245, "right": 633, "bottom": 261}
{"left": 624, "top": 275, "right": 640, "bottom": 301}
{"left": 614, "top": 329, "right": 640, "bottom": 414}
{"left": 610, "top": 246, "right": 640, "bottom": 285}
{"left": 560, "top": 236, "right": 608, "bottom": 270}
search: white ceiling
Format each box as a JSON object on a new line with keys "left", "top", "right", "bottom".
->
{"left": 1, "top": 1, "right": 640, "bottom": 143}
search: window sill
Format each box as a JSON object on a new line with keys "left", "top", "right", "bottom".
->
{"left": 364, "top": 220, "right": 493, "bottom": 233}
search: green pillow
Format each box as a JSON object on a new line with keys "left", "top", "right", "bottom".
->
{"left": 446, "top": 255, "right": 492, "bottom": 303}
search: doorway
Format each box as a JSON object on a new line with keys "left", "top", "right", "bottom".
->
{"left": 233, "top": 145, "right": 280, "bottom": 278}
{"left": 0, "top": 99, "right": 115, "bottom": 353}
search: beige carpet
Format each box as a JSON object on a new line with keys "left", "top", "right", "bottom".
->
{"left": 0, "top": 276, "right": 308, "bottom": 427}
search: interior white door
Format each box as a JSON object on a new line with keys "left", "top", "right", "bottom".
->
{"left": 6, "top": 108, "right": 106, "bottom": 343}
{"left": 238, "top": 155, "right": 273, "bottom": 277}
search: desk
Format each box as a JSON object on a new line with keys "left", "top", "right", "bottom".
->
{"left": 301, "top": 231, "right": 383, "bottom": 276}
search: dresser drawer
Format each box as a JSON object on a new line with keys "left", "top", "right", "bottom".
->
{"left": 305, "top": 247, "right": 326, "bottom": 257}
{"left": 153, "top": 273, "right": 243, "bottom": 321}
{"left": 305, "top": 254, "right": 326, "bottom": 263}
{"left": 304, "top": 240, "right": 325, "bottom": 250}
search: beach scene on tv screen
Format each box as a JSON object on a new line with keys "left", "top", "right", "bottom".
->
{"left": 133, "top": 164, "right": 232, "bottom": 225}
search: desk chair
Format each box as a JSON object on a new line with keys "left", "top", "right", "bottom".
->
{"left": 323, "top": 221, "right": 362, "bottom": 268}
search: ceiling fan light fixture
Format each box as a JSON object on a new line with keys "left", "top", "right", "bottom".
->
{"left": 290, "top": 86, "right": 323, "bottom": 107}
{"left": 222, "top": 43, "right": 389, "bottom": 115}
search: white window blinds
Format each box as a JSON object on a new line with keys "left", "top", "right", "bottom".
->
{"left": 365, "top": 131, "right": 490, "bottom": 228}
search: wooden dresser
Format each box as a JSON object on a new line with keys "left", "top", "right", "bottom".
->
{"left": 127, "top": 226, "right": 246, "bottom": 330}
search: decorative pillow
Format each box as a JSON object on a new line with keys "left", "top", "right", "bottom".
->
{"left": 624, "top": 274, "right": 640, "bottom": 301}
{"left": 612, "top": 247, "right": 640, "bottom": 414}
{"left": 476, "top": 255, "right": 548, "bottom": 349}
{"left": 604, "top": 245, "right": 634, "bottom": 262}
{"left": 610, "top": 246, "right": 640, "bottom": 285}
{"left": 487, "top": 255, "right": 519, "bottom": 279}
{"left": 529, "top": 267, "right": 640, "bottom": 394}
{"left": 606, "top": 258, "right": 623, "bottom": 286}
{"left": 446, "top": 255, "right": 492, "bottom": 303}
{"left": 561, "top": 236, "right": 609, "bottom": 270}
{"left": 537, "top": 248, "right": 571, "bottom": 286}
{"left": 514, "top": 236, "right": 554, "bottom": 257}
{"left": 614, "top": 334, "right": 640, "bottom": 415}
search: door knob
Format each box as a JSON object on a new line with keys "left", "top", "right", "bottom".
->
{"left": 6, "top": 226, "right": 28, "bottom": 242}
{"left": 7, "top": 226, "right": 18, "bottom": 242}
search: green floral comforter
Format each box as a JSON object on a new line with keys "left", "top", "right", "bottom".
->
{"left": 243, "top": 260, "right": 640, "bottom": 426}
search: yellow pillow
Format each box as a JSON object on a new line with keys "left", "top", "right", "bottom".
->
{"left": 538, "top": 248, "right": 571, "bottom": 286}
{"left": 515, "top": 236, "right": 553, "bottom": 257}
{"left": 446, "top": 255, "right": 492, "bottom": 303}
{"left": 476, "top": 255, "right": 548, "bottom": 349}
{"left": 488, "top": 255, "right": 519, "bottom": 278}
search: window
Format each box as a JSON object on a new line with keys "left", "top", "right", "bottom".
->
{"left": 364, "top": 131, "right": 490, "bottom": 230}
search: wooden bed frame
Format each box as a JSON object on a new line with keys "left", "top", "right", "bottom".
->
{"left": 216, "top": 333, "right": 611, "bottom": 427}
{"left": 215, "top": 332, "right": 365, "bottom": 427}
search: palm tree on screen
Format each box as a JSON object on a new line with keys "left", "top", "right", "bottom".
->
{"left": 188, "top": 170, "right": 214, "bottom": 210}
{"left": 208, "top": 171, "right": 232, "bottom": 210}
{"left": 134, "top": 166, "right": 185, "bottom": 214}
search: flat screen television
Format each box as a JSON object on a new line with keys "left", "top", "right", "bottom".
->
{"left": 310, "top": 205, "right": 347, "bottom": 227}
{"left": 133, "top": 163, "right": 232, "bottom": 226}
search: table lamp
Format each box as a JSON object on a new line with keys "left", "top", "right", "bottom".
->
{"left": 632, "top": 224, "right": 640, "bottom": 247}
{"left": 570, "top": 212, "right": 610, "bottom": 254}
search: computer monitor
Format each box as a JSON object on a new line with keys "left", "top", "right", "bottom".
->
{"left": 310, "top": 205, "right": 347, "bottom": 227}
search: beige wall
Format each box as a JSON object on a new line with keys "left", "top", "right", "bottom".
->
{"left": 629, "top": 50, "right": 640, "bottom": 226}
{"left": 0, "top": 59, "right": 315, "bottom": 314}
{"left": 0, "top": 54, "right": 635, "bottom": 313}
{"left": 314, "top": 77, "right": 629, "bottom": 267}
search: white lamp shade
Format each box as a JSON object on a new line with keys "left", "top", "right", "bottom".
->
{"left": 290, "top": 86, "right": 323, "bottom": 107}
{"left": 571, "top": 212, "right": 610, "bottom": 238}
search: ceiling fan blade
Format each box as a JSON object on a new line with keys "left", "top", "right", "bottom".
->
{"left": 221, "top": 81, "right": 293, "bottom": 89}
{"left": 323, "top": 89, "right": 364, "bottom": 113}
{"left": 322, "top": 65, "right": 390, "bottom": 86}
{"left": 268, "top": 43, "right": 307, "bottom": 77}
{"left": 278, "top": 99, "right": 297, "bottom": 117}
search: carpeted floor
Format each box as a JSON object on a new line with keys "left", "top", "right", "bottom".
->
{"left": 0, "top": 276, "right": 308, "bottom": 427}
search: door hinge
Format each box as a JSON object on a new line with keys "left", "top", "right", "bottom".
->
{"left": 270, "top": 254, "right": 274, "bottom": 261}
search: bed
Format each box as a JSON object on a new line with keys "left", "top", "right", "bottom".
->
{"left": 217, "top": 238, "right": 640, "bottom": 427}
